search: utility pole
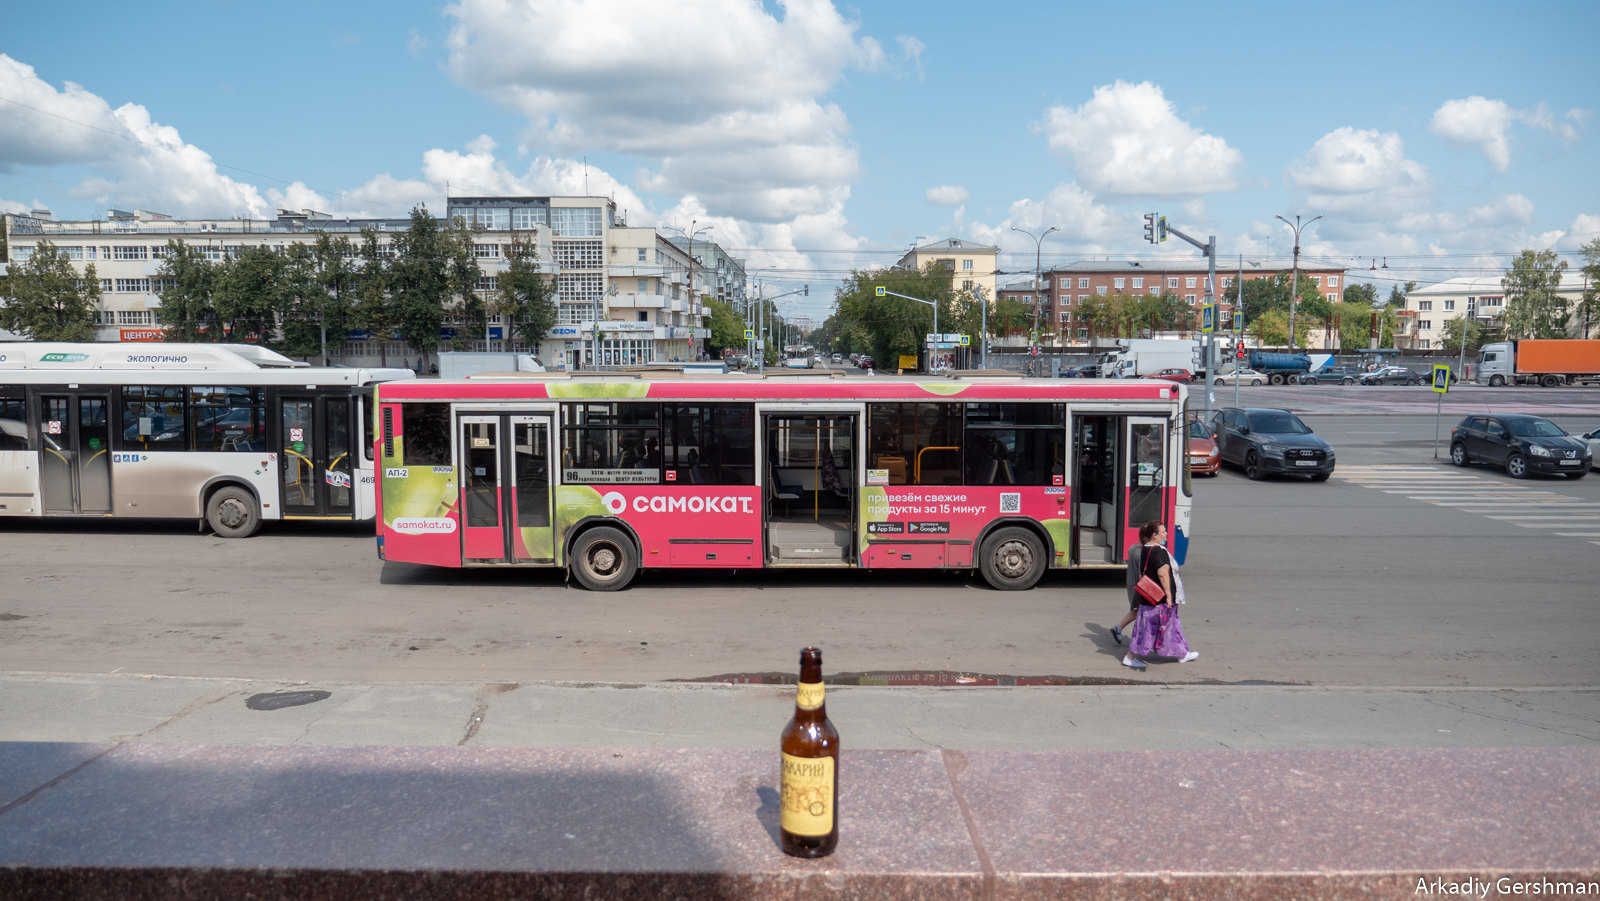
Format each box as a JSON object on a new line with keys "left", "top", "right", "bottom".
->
{"left": 1276, "top": 214, "right": 1321, "bottom": 352}
{"left": 1012, "top": 226, "right": 1058, "bottom": 369}
{"left": 1145, "top": 213, "right": 1219, "bottom": 412}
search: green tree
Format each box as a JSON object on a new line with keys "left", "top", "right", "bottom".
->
{"left": 832, "top": 263, "right": 954, "bottom": 369}
{"left": 1341, "top": 282, "right": 1379, "bottom": 307}
{"left": 442, "top": 218, "right": 483, "bottom": 351}
{"left": 387, "top": 206, "right": 453, "bottom": 367}
{"left": 213, "top": 245, "right": 283, "bottom": 344}
{"left": 155, "top": 240, "right": 219, "bottom": 341}
{"left": 1501, "top": 249, "right": 1570, "bottom": 338}
{"left": 496, "top": 233, "right": 557, "bottom": 350}
{"left": 1386, "top": 280, "right": 1416, "bottom": 309}
{"left": 0, "top": 240, "right": 99, "bottom": 340}
{"left": 1222, "top": 273, "right": 1325, "bottom": 327}
{"left": 1438, "top": 315, "right": 1490, "bottom": 356}
{"left": 278, "top": 232, "right": 361, "bottom": 362}
{"left": 702, "top": 296, "right": 748, "bottom": 357}
{"left": 1575, "top": 237, "right": 1600, "bottom": 338}
{"left": 351, "top": 227, "right": 396, "bottom": 364}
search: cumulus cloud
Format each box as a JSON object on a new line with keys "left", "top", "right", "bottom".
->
{"left": 1430, "top": 96, "right": 1589, "bottom": 171}
{"left": 1035, "top": 81, "right": 1242, "bottom": 196}
{"left": 443, "top": 0, "right": 887, "bottom": 224}
{"left": 1286, "top": 127, "right": 1430, "bottom": 219}
{"left": 967, "top": 182, "right": 1122, "bottom": 256}
{"left": 926, "top": 185, "right": 968, "bottom": 206}
{"left": 0, "top": 53, "right": 271, "bottom": 218}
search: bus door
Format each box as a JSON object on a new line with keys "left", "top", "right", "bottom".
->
{"left": 279, "top": 395, "right": 355, "bottom": 518}
{"left": 457, "top": 411, "right": 555, "bottom": 564}
{"left": 39, "top": 393, "right": 112, "bottom": 516}
{"left": 1122, "top": 416, "right": 1171, "bottom": 556}
{"left": 760, "top": 406, "right": 860, "bottom": 566}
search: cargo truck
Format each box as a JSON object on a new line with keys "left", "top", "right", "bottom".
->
{"left": 1096, "top": 338, "right": 1201, "bottom": 379}
{"left": 1476, "top": 340, "right": 1600, "bottom": 387}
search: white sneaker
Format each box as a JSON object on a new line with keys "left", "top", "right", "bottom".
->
{"left": 1121, "top": 655, "right": 1147, "bottom": 670}
{"left": 1181, "top": 651, "right": 1199, "bottom": 663}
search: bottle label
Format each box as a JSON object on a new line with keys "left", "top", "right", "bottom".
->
{"left": 795, "top": 681, "right": 824, "bottom": 711}
{"left": 780, "top": 752, "right": 834, "bottom": 836}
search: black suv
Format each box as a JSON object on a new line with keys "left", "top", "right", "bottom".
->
{"left": 1205, "top": 407, "right": 1336, "bottom": 481}
{"left": 1450, "top": 414, "right": 1590, "bottom": 479}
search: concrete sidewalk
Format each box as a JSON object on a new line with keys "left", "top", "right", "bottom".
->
{"left": 4, "top": 672, "right": 1597, "bottom": 751}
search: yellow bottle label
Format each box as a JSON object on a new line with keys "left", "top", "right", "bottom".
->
{"left": 780, "top": 752, "right": 834, "bottom": 836}
{"left": 795, "top": 681, "right": 825, "bottom": 711}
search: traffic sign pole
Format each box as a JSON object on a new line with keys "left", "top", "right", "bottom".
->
{"left": 1432, "top": 365, "right": 1452, "bottom": 458}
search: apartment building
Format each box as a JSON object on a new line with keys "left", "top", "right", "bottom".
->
{"left": 1397, "top": 273, "right": 1592, "bottom": 349}
{"left": 2, "top": 195, "right": 720, "bottom": 368}
{"left": 894, "top": 238, "right": 1000, "bottom": 299}
{"left": 1039, "top": 259, "right": 1346, "bottom": 329}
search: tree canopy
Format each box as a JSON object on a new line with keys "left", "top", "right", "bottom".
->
{"left": 1501, "top": 249, "right": 1569, "bottom": 339}
{"left": 0, "top": 240, "right": 99, "bottom": 341}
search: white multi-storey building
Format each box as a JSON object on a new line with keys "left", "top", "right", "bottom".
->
{"left": 3, "top": 196, "right": 720, "bottom": 368}
{"left": 1397, "top": 274, "right": 1592, "bottom": 349}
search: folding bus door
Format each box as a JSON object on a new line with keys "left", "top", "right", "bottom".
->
{"left": 39, "top": 393, "right": 112, "bottom": 516}
{"left": 457, "top": 412, "right": 555, "bottom": 564}
{"left": 279, "top": 395, "right": 355, "bottom": 518}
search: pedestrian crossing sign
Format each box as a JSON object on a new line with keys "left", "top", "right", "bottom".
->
{"left": 1201, "top": 304, "right": 1216, "bottom": 333}
{"left": 1432, "top": 365, "right": 1451, "bottom": 393}
{"left": 744, "top": 329, "right": 754, "bottom": 340}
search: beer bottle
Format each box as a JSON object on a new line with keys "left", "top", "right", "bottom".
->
{"left": 780, "top": 646, "right": 839, "bottom": 858}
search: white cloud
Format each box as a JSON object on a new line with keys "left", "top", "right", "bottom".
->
{"left": 926, "top": 185, "right": 969, "bottom": 206}
{"left": 1568, "top": 213, "right": 1600, "bottom": 244}
{"left": 1430, "top": 96, "right": 1590, "bottom": 172}
{"left": 897, "top": 36, "right": 926, "bottom": 81}
{"left": 443, "top": 0, "right": 887, "bottom": 224}
{"left": 967, "top": 182, "right": 1122, "bottom": 257}
{"left": 1035, "top": 81, "right": 1242, "bottom": 196}
{"left": 0, "top": 53, "right": 270, "bottom": 218}
{"left": 1286, "top": 127, "right": 1430, "bottom": 220}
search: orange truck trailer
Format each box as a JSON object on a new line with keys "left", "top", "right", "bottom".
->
{"left": 1476, "top": 339, "right": 1600, "bottom": 387}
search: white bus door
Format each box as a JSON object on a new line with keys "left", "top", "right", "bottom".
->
{"left": 279, "top": 395, "right": 354, "bottom": 518}
{"left": 458, "top": 413, "right": 555, "bottom": 564}
{"left": 1122, "top": 416, "right": 1171, "bottom": 554}
{"left": 39, "top": 393, "right": 112, "bottom": 516}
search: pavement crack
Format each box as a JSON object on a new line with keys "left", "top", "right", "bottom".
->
{"left": 459, "top": 682, "right": 519, "bottom": 746}
{"left": 130, "top": 689, "right": 240, "bottom": 741}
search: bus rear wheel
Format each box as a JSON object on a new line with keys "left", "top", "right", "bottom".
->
{"left": 206, "top": 486, "right": 261, "bottom": 538}
{"left": 979, "top": 526, "right": 1045, "bottom": 591}
{"left": 571, "top": 526, "right": 637, "bottom": 591}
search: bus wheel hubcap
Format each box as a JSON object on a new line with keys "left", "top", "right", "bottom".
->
{"left": 219, "top": 500, "right": 246, "bottom": 528}
{"left": 590, "top": 546, "right": 617, "bottom": 574}
{"left": 996, "top": 543, "right": 1032, "bottom": 578}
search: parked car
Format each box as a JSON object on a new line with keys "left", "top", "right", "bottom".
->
{"left": 1213, "top": 368, "right": 1266, "bottom": 386}
{"left": 1204, "top": 407, "right": 1336, "bottom": 481}
{"left": 1147, "top": 368, "right": 1194, "bottom": 383}
{"left": 1057, "top": 367, "right": 1085, "bottom": 378}
{"left": 1358, "top": 366, "right": 1426, "bottom": 385}
{"left": 1449, "top": 414, "right": 1590, "bottom": 479}
{"left": 1185, "top": 414, "right": 1220, "bottom": 476}
{"left": 1587, "top": 427, "right": 1600, "bottom": 471}
{"left": 857, "top": 355, "right": 875, "bottom": 370}
{"left": 1299, "top": 365, "right": 1362, "bottom": 385}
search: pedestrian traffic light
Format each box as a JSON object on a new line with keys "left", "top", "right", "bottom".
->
{"left": 1236, "top": 346, "right": 1246, "bottom": 360}
{"left": 1143, "top": 213, "right": 1156, "bottom": 244}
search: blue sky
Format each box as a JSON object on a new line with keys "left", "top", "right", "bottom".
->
{"left": 3, "top": 0, "right": 1596, "bottom": 323}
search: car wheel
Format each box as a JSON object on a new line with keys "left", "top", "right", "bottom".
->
{"left": 570, "top": 526, "right": 638, "bottom": 591}
{"left": 1302, "top": 376, "right": 1318, "bottom": 385}
{"left": 1505, "top": 454, "right": 1529, "bottom": 479}
{"left": 206, "top": 485, "right": 261, "bottom": 538}
{"left": 1450, "top": 443, "right": 1469, "bottom": 467}
{"left": 979, "top": 526, "right": 1046, "bottom": 591}
{"left": 1213, "top": 378, "right": 1225, "bottom": 385}
{"left": 1341, "top": 377, "right": 1356, "bottom": 385}
{"left": 1245, "top": 450, "right": 1265, "bottom": 481}
{"left": 1407, "top": 378, "right": 1421, "bottom": 386}
{"left": 1489, "top": 375, "right": 1505, "bottom": 387}
{"left": 1310, "top": 472, "right": 1330, "bottom": 482}
{"left": 1250, "top": 379, "right": 1263, "bottom": 386}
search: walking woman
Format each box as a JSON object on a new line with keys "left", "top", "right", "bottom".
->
{"left": 1123, "top": 520, "right": 1198, "bottom": 669}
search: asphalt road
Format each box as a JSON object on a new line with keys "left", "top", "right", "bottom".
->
{"left": 3, "top": 399, "right": 1596, "bottom": 691}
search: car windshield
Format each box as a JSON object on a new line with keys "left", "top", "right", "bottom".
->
{"left": 1248, "top": 412, "right": 1312, "bottom": 434}
{"left": 1507, "top": 418, "right": 1566, "bottom": 438}
{"left": 1187, "top": 419, "right": 1211, "bottom": 439}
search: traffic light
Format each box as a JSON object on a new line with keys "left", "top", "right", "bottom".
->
{"left": 1143, "top": 213, "right": 1155, "bottom": 244}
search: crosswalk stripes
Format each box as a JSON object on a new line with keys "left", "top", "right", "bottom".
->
{"left": 1337, "top": 464, "right": 1600, "bottom": 547}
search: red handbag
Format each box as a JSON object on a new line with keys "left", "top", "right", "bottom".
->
{"left": 1134, "top": 547, "right": 1166, "bottom": 604}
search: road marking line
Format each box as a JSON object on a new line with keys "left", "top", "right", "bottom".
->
{"left": 1554, "top": 532, "right": 1600, "bottom": 537}
{"left": 1486, "top": 515, "right": 1600, "bottom": 521}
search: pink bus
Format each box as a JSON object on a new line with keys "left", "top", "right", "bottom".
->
{"left": 373, "top": 371, "right": 1193, "bottom": 590}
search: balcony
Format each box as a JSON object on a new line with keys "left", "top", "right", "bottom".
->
{"left": 607, "top": 293, "right": 667, "bottom": 310}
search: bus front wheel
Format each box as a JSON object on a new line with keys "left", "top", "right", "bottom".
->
{"left": 571, "top": 526, "right": 638, "bottom": 591}
{"left": 979, "top": 526, "right": 1045, "bottom": 591}
{"left": 206, "top": 486, "right": 261, "bottom": 538}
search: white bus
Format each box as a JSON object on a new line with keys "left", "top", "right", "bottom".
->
{"left": 0, "top": 343, "right": 411, "bottom": 537}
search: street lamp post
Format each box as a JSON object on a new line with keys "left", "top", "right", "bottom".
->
{"left": 1275, "top": 214, "right": 1321, "bottom": 352}
{"left": 1012, "top": 225, "right": 1058, "bottom": 369}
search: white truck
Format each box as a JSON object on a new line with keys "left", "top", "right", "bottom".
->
{"left": 1098, "top": 338, "right": 1201, "bottom": 379}
{"left": 437, "top": 351, "right": 547, "bottom": 378}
